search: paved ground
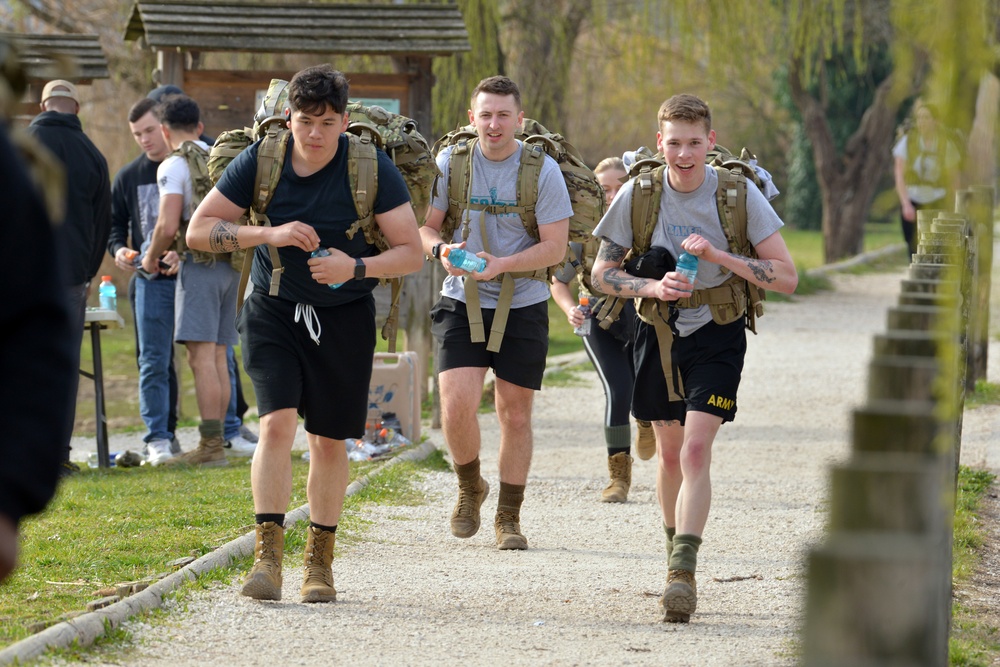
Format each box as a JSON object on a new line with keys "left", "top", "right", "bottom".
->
{"left": 45, "top": 258, "right": 999, "bottom": 667}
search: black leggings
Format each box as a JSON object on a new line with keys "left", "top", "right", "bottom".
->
{"left": 581, "top": 300, "right": 636, "bottom": 431}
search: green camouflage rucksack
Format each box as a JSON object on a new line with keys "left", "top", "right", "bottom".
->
{"left": 432, "top": 118, "right": 605, "bottom": 352}
{"left": 171, "top": 140, "right": 221, "bottom": 265}
{"left": 207, "top": 78, "right": 439, "bottom": 351}
{"left": 596, "top": 144, "right": 771, "bottom": 335}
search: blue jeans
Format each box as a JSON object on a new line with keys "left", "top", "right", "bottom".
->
{"left": 224, "top": 346, "right": 242, "bottom": 440}
{"left": 135, "top": 276, "right": 176, "bottom": 442}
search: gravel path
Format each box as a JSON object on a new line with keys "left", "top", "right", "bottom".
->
{"left": 50, "top": 263, "right": 1000, "bottom": 667}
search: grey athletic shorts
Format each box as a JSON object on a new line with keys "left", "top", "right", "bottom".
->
{"left": 174, "top": 258, "right": 239, "bottom": 345}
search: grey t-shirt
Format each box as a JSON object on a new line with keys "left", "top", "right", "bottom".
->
{"left": 431, "top": 141, "right": 574, "bottom": 308}
{"left": 592, "top": 164, "right": 784, "bottom": 336}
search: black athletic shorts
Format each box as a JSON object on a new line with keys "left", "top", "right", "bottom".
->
{"left": 632, "top": 317, "right": 746, "bottom": 425}
{"left": 431, "top": 296, "right": 548, "bottom": 390}
{"left": 236, "top": 289, "right": 376, "bottom": 440}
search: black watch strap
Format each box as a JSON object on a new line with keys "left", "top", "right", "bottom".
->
{"left": 354, "top": 257, "right": 366, "bottom": 280}
{"left": 431, "top": 243, "right": 444, "bottom": 260}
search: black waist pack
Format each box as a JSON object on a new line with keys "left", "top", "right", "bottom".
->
{"left": 624, "top": 246, "right": 675, "bottom": 280}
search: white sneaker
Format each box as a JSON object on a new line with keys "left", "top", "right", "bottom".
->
{"left": 146, "top": 439, "right": 175, "bottom": 466}
{"left": 225, "top": 434, "right": 257, "bottom": 455}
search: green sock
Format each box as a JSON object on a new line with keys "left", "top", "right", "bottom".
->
{"left": 198, "top": 419, "right": 223, "bottom": 438}
{"left": 664, "top": 525, "right": 676, "bottom": 557}
{"left": 668, "top": 533, "right": 702, "bottom": 573}
{"left": 604, "top": 424, "right": 631, "bottom": 452}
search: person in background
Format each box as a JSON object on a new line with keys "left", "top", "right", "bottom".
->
{"left": 143, "top": 94, "right": 237, "bottom": 468}
{"left": 26, "top": 79, "right": 111, "bottom": 475}
{"left": 147, "top": 85, "right": 259, "bottom": 456}
{"left": 892, "top": 100, "right": 962, "bottom": 254}
{"left": 551, "top": 156, "right": 649, "bottom": 503}
{"left": 0, "top": 119, "right": 76, "bottom": 583}
{"left": 108, "top": 96, "right": 182, "bottom": 465}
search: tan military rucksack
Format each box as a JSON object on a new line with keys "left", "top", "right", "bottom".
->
{"left": 207, "top": 79, "right": 439, "bottom": 351}
{"left": 432, "top": 118, "right": 605, "bottom": 352}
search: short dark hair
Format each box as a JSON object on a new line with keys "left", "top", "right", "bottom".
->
{"left": 471, "top": 75, "right": 521, "bottom": 110}
{"left": 157, "top": 94, "right": 200, "bottom": 132}
{"left": 128, "top": 97, "right": 158, "bottom": 123}
{"left": 287, "top": 64, "right": 349, "bottom": 116}
{"left": 657, "top": 94, "right": 712, "bottom": 134}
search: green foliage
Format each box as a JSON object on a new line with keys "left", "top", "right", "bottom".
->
{"left": 428, "top": 0, "right": 504, "bottom": 136}
{"left": 0, "top": 453, "right": 439, "bottom": 650}
{"left": 965, "top": 380, "right": 1000, "bottom": 408}
{"left": 949, "top": 467, "right": 999, "bottom": 665}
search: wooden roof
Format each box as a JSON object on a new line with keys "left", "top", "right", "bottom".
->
{"left": 123, "top": 1, "right": 470, "bottom": 55}
{"left": 1, "top": 33, "right": 109, "bottom": 82}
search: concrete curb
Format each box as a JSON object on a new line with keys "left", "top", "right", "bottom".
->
{"left": 0, "top": 440, "right": 440, "bottom": 666}
{"left": 804, "top": 242, "right": 908, "bottom": 278}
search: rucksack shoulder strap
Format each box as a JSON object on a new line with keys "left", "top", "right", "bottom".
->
{"left": 630, "top": 161, "right": 666, "bottom": 255}
{"left": 344, "top": 130, "right": 380, "bottom": 244}
{"left": 249, "top": 127, "right": 291, "bottom": 298}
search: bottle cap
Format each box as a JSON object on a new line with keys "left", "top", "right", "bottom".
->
{"left": 579, "top": 295, "right": 589, "bottom": 306}
{"left": 101, "top": 275, "right": 112, "bottom": 282}
{"left": 440, "top": 246, "right": 452, "bottom": 258}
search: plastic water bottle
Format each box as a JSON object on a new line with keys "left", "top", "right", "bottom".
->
{"left": 675, "top": 252, "right": 699, "bottom": 287}
{"left": 574, "top": 295, "right": 592, "bottom": 337}
{"left": 311, "top": 248, "right": 343, "bottom": 289}
{"left": 98, "top": 276, "right": 117, "bottom": 311}
{"left": 441, "top": 246, "right": 487, "bottom": 273}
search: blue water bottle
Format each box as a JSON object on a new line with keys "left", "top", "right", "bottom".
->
{"left": 98, "top": 275, "right": 117, "bottom": 311}
{"left": 442, "top": 246, "right": 487, "bottom": 273}
{"left": 675, "top": 252, "right": 699, "bottom": 287}
{"left": 311, "top": 248, "right": 343, "bottom": 289}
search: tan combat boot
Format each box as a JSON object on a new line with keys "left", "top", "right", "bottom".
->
{"left": 661, "top": 568, "right": 698, "bottom": 623}
{"left": 163, "top": 435, "right": 228, "bottom": 468}
{"left": 494, "top": 509, "right": 528, "bottom": 550}
{"left": 240, "top": 521, "right": 284, "bottom": 600}
{"left": 450, "top": 477, "right": 490, "bottom": 538}
{"left": 301, "top": 526, "right": 337, "bottom": 603}
{"left": 600, "top": 452, "right": 633, "bottom": 503}
{"left": 634, "top": 420, "right": 656, "bottom": 461}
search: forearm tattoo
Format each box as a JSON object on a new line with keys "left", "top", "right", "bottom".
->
{"left": 208, "top": 221, "right": 242, "bottom": 253}
{"left": 597, "top": 238, "right": 626, "bottom": 263}
{"left": 730, "top": 253, "right": 776, "bottom": 285}
{"left": 597, "top": 238, "right": 646, "bottom": 295}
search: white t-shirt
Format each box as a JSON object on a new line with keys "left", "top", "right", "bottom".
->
{"left": 592, "top": 164, "right": 784, "bottom": 336}
{"left": 156, "top": 140, "right": 209, "bottom": 222}
{"left": 430, "top": 140, "right": 574, "bottom": 309}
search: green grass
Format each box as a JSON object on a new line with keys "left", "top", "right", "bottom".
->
{"left": 965, "top": 380, "right": 1000, "bottom": 408}
{"left": 949, "top": 467, "right": 1000, "bottom": 665}
{"left": 0, "top": 452, "right": 448, "bottom": 649}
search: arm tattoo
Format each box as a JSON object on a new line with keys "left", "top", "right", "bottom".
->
{"left": 741, "top": 255, "right": 776, "bottom": 285}
{"left": 597, "top": 238, "right": 626, "bottom": 263}
{"left": 208, "top": 221, "right": 242, "bottom": 253}
{"left": 597, "top": 237, "right": 648, "bottom": 295}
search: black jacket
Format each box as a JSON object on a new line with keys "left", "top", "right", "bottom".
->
{"left": 26, "top": 111, "right": 111, "bottom": 286}
{"left": 109, "top": 151, "right": 160, "bottom": 258}
{"left": 0, "top": 125, "right": 75, "bottom": 525}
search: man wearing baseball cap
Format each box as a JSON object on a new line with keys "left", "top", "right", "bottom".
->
{"left": 27, "top": 78, "right": 111, "bottom": 475}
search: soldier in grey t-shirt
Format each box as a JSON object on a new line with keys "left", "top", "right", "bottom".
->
{"left": 591, "top": 94, "right": 798, "bottom": 624}
{"left": 419, "top": 76, "right": 571, "bottom": 552}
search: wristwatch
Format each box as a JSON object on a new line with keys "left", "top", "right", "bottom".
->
{"left": 354, "top": 257, "right": 367, "bottom": 280}
{"left": 431, "top": 243, "right": 444, "bottom": 260}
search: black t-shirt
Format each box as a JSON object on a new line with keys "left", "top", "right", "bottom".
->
{"left": 216, "top": 133, "right": 410, "bottom": 307}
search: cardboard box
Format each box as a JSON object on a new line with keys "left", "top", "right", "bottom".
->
{"left": 369, "top": 352, "right": 421, "bottom": 442}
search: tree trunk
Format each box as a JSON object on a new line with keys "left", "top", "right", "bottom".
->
{"left": 789, "top": 56, "right": 912, "bottom": 262}
{"left": 499, "top": 0, "right": 592, "bottom": 125}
